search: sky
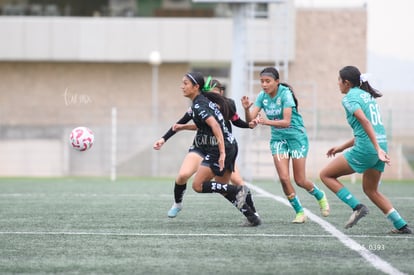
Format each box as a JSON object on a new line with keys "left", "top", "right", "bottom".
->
{"left": 295, "top": 0, "right": 414, "bottom": 92}
{"left": 367, "top": 0, "right": 414, "bottom": 62}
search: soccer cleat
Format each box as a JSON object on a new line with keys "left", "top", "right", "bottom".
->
{"left": 246, "top": 190, "right": 258, "bottom": 214}
{"left": 235, "top": 186, "right": 249, "bottom": 210}
{"left": 242, "top": 212, "right": 262, "bottom": 227}
{"left": 318, "top": 191, "right": 330, "bottom": 217}
{"left": 292, "top": 212, "right": 307, "bottom": 224}
{"left": 167, "top": 207, "right": 182, "bottom": 218}
{"left": 345, "top": 204, "right": 369, "bottom": 229}
{"left": 390, "top": 225, "right": 412, "bottom": 234}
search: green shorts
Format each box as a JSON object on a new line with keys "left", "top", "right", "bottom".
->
{"left": 344, "top": 147, "right": 385, "bottom": 173}
{"left": 270, "top": 132, "right": 309, "bottom": 159}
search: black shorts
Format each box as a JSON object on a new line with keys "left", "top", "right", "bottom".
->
{"left": 188, "top": 144, "right": 206, "bottom": 158}
{"left": 201, "top": 142, "right": 238, "bottom": 177}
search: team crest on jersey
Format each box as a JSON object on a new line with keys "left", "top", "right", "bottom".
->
{"left": 276, "top": 98, "right": 281, "bottom": 105}
{"left": 263, "top": 99, "right": 268, "bottom": 106}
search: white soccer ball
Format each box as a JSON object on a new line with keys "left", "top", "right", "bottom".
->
{"left": 70, "top": 126, "right": 94, "bottom": 151}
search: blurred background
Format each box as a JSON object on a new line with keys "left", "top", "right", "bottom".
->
{"left": 0, "top": 0, "right": 413, "bottom": 181}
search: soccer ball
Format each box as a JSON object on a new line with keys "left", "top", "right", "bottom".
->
{"left": 70, "top": 126, "right": 94, "bottom": 151}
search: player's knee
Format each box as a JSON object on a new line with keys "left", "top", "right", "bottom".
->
{"left": 278, "top": 175, "right": 290, "bottom": 185}
{"left": 294, "top": 178, "right": 306, "bottom": 188}
{"left": 319, "top": 169, "right": 329, "bottom": 182}
{"left": 192, "top": 181, "right": 203, "bottom": 193}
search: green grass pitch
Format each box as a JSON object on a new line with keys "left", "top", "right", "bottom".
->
{"left": 0, "top": 177, "right": 413, "bottom": 274}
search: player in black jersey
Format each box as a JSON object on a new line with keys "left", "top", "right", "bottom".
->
{"left": 154, "top": 72, "right": 260, "bottom": 226}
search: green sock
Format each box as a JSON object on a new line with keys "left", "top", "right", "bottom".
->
{"left": 336, "top": 187, "right": 360, "bottom": 210}
{"left": 288, "top": 195, "right": 304, "bottom": 214}
{"left": 386, "top": 209, "right": 407, "bottom": 229}
{"left": 309, "top": 184, "right": 324, "bottom": 200}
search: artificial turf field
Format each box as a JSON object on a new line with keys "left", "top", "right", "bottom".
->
{"left": 0, "top": 177, "right": 413, "bottom": 275}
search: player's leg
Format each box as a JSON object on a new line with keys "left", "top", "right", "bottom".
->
{"left": 273, "top": 155, "right": 306, "bottom": 223}
{"left": 230, "top": 164, "right": 258, "bottom": 216}
{"left": 319, "top": 155, "right": 368, "bottom": 228}
{"left": 362, "top": 169, "right": 411, "bottom": 234}
{"left": 192, "top": 149, "right": 258, "bottom": 225}
{"left": 192, "top": 165, "right": 248, "bottom": 209}
{"left": 291, "top": 157, "right": 329, "bottom": 217}
{"left": 216, "top": 169, "right": 261, "bottom": 226}
{"left": 168, "top": 151, "right": 203, "bottom": 218}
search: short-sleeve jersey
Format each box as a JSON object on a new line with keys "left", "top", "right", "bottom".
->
{"left": 254, "top": 84, "right": 306, "bottom": 140}
{"left": 342, "top": 87, "right": 387, "bottom": 153}
{"left": 191, "top": 94, "right": 236, "bottom": 149}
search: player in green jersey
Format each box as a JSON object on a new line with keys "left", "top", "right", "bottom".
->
{"left": 319, "top": 65, "right": 411, "bottom": 234}
{"left": 242, "top": 67, "right": 330, "bottom": 223}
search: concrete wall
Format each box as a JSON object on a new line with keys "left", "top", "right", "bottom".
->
{"left": 0, "top": 12, "right": 294, "bottom": 62}
{"left": 0, "top": 7, "right": 412, "bottom": 179}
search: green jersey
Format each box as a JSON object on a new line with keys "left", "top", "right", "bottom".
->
{"left": 342, "top": 87, "right": 387, "bottom": 154}
{"left": 254, "top": 84, "right": 306, "bottom": 140}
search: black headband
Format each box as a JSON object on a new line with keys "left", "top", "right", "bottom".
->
{"left": 260, "top": 72, "right": 278, "bottom": 79}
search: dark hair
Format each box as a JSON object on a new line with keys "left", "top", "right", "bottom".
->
{"left": 260, "top": 67, "right": 299, "bottom": 110}
{"left": 202, "top": 87, "right": 231, "bottom": 121}
{"left": 185, "top": 71, "right": 205, "bottom": 91}
{"left": 339, "top": 66, "right": 382, "bottom": 98}
{"left": 210, "top": 79, "right": 225, "bottom": 92}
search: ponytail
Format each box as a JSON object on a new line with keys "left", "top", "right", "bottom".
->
{"left": 360, "top": 81, "right": 382, "bottom": 98}
{"left": 201, "top": 91, "right": 231, "bottom": 121}
{"left": 280, "top": 83, "right": 299, "bottom": 110}
{"left": 340, "top": 66, "right": 382, "bottom": 98}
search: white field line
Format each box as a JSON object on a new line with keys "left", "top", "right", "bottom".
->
{"left": 0, "top": 231, "right": 411, "bottom": 240}
{"left": 0, "top": 186, "right": 410, "bottom": 274}
{"left": 245, "top": 182, "right": 407, "bottom": 275}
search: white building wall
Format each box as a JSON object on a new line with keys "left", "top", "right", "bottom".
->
{"left": 0, "top": 16, "right": 294, "bottom": 63}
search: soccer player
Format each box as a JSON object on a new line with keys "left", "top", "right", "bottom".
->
{"left": 241, "top": 67, "right": 330, "bottom": 223}
{"left": 153, "top": 85, "right": 259, "bottom": 223}
{"left": 154, "top": 72, "right": 260, "bottom": 226}
{"left": 319, "top": 65, "right": 411, "bottom": 234}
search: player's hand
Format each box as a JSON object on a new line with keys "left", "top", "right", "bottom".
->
{"left": 378, "top": 149, "right": 391, "bottom": 166}
{"left": 257, "top": 115, "right": 267, "bottom": 125}
{"left": 326, "top": 146, "right": 342, "bottom": 157}
{"left": 153, "top": 138, "right": 165, "bottom": 150}
{"left": 219, "top": 153, "right": 225, "bottom": 171}
{"left": 249, "top": 120, "right": 258, "bottom": 128}
{"left": 241, "top": 96, "right": 253, "bottom": 109}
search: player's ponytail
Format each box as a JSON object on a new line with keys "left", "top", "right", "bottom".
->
{"left": 339, "top": 66, "right": 382, "bottom": 98}
{"left": 201, "top": 76, "right": 231, "bottom": 120}
{"left": 280, "top": 82, "right": 299, "bottom": 111}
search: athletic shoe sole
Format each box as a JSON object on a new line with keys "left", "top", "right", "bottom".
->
{"left": 345, "top": 204, "right": 369, "bottom": 229}
{"left": 318, "top": 191, "right": 330, "bottom": 217}
{"left": 167, "top": 207, "right": 181, "bottom": 218}
{"left": 390, "top": 226, "right": 412, "bottom": 234}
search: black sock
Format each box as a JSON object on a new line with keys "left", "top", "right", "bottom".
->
{"left": 174, "top": 182, "right": 186, "bottom": 203}
{"left": 223, "top": 193, "right": 237, "bottom": 207}
{"left": 222, "top": 191, "right": 255, "bottom": 218}
{"left": 224, "top": 189, "right": 257, "bottom": 213}
{"left": 202, "top": 181, "right": 239, "bottom": 194}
